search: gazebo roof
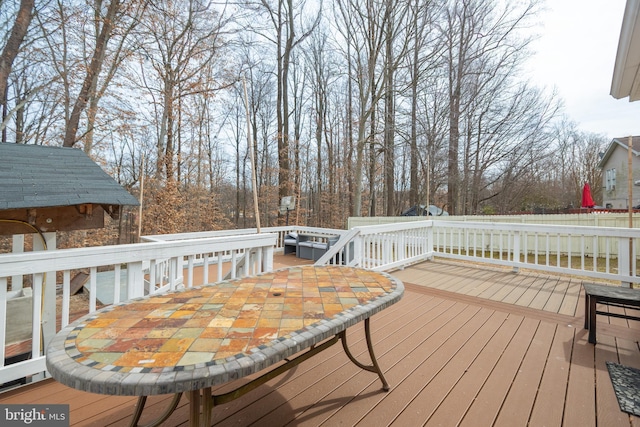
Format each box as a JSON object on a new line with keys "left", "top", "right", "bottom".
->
{"left": 0, "top": 143, "right": 139, "bottom": 210}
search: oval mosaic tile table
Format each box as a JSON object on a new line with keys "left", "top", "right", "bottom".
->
{"left": 46, "top": 265, "right": 404, "bottom": 427}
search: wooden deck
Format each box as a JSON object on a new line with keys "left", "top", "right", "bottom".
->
{"left": 3, "top": 258, "right": 640, "bottom": 426}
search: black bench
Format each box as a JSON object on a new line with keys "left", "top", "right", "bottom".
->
{"left": 282, "top": 233, "right": 339, "bottom": 261}
{"left": 283, "top": 234, "right": 298, "bottom": 255}
{"left": 583, "top": 283, "right": 640, "bottom": 344}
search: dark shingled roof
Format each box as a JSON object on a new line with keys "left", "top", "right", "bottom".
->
{"left": 0, "top": 143, "right": 139, "bottom": 210}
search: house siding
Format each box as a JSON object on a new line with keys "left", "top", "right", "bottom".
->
{"left": 601, "top": 143, "right": 640, "bottom": 208}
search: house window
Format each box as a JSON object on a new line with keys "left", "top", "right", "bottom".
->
{"left": 606, "top": 168, "right": 616, "bottom": 191}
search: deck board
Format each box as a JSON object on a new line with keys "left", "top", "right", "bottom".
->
{"left": 461, "top": 316, "right": 540, "bottom": 427}
{"left": 495, "top": 272, "right": 541, "bottom": 305}
{"left": 322, "top": 299, "right": 463, "bottom": 427}
{"left": 543, "top": 276, "right": 568, "bottom": 313}
{"left": 426, "top": 313, "right": 524, "bottom": 426}
{"left": 3, "top": 258, "right": 640, "bottom": 426}
{"left": 564, "top": 327, "right": 596, "bottom": 427}
{"left": 528, "top": 323, "right": 573, "bottom": 427}
{"left": 595, "top": 334, "right": 630, "bottom": 427}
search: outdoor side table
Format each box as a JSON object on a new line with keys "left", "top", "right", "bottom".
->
{"left": 583, "top": 282, "right": 640, "bottom": 344}
{"left": 46, "top": 265, "right": 404, "bottom": 427}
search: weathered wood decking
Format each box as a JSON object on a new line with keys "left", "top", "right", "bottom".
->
{"left": 2, "top": 258, "right": 640, "bottom": 426}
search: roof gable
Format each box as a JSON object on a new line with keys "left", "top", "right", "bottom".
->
{"left": 0, "top": 143, "right": 139, "bottom": 210}
{"left": 598, "top": 136, "right": 640, "bottom": 168}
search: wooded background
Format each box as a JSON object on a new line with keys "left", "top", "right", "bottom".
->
{"left": 0, "top": 0, "right": 606, "bottom": 242}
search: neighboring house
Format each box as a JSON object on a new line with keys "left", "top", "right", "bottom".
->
{"left": 597, "top": 136, "right": 640, "bottom": 208}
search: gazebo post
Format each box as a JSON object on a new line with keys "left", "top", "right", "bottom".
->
{"left": 11, "top": 235, "right": 24, "bottom": 291}
{"left": 33, "top": 232, "right": 57, "bottom": 355}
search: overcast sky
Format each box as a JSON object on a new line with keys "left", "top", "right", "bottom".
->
{"left": 526, "top": 0, "right": 640, "bottom": 140}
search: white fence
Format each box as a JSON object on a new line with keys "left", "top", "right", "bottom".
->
{"left": 0, "top": 233, "right": 277, "bottom": 387}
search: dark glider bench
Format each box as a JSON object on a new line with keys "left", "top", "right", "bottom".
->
{"left": 283, "top": 233, "right": 339, "bottom": 261}
{"left": 297, "top": 235, "right": 339, "bottom": 261}
{"left": 583, "top": 282, "right": 640, "bottom": 344}
{"left": 284, "top": 234, "right": 298, "bottom": 255}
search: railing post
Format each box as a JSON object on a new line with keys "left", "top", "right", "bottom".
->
{"left": 37, "top": 232, "right": 57, "bottom": 353}
{"left": 203, "top": 254, "right": 209, "bottom": 284}
{"left": 512, "top": 231, "right": 521, "bottom": 273}
{"left": 187, "top": 255, "right": 194, "bottom": 288}
{"left": 114, "top": 264, "right": 121, "bottom": 303}
{"left": 127, "top": 261, "right": 145, "bottom": 299}
{"left": 354, "top": 235, "right": 364, "bottom": 267}
{"left": 231, "top": 251, "right": 238, "bottom": 279}
{"left": 11, "top": 234, "right": 24, "bottom": 291}
{"left": 89, "top": 267, "right": 97, "bottom": 312}
{"left": 31, "top": 273, "right": 45, "bottom": 382}
{"left": 0, "top": 277, "right": 7, "bottom": 367}
{"left": 619, "top": 238, "right": 632, "bottom": 287}
{"left": 383, "top": 235, "right": 391, "bottom": 266}
{"left": 263, "top": 246, "right": 274, "bottom": 273}
{"left": 243, "top": 249, "right": 251, "bottom": 277}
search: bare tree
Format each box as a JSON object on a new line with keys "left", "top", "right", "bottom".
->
{"left": 82, "top": 1, "right": 148, "bottom": 154}
{"left": 440, "top": 0, "right": 542, "bottom": 215}
{"left": 334, "top": 0, "right": 393, "bottom": 216}
{"left": 406, "top": 0, "right": 441, "bottom": 208}
{"left": 134, "top": 0, "right": 229, "bottom": 181}
{"left": 0, "top": 0, "right": 34, "bottom": 118}
{"left": 62, "top": 0, "right": 121, "bottom": 147}
{"left": 245, "top": 0, "right": 320, "bottom": 222}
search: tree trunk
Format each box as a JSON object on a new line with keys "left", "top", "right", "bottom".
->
{"left": 368, "top": 104, "right": 376, "bottom": 217}
{"left": 315, "top": 73, "right": 323, "bottom": 226}
{"left": 409, "top": 1, "right": 419, "bottom": 207}
{"left": 63, "top": 0, "right": 119, "bottom": 147}
{"left": 384, "top": 15, "right": 395, "bottom": 216}
{"left": 0, "top": 0, "right": 34, "bottom": 115}
{"left": 165, "top": 81, "right": 175, "bottom": 181}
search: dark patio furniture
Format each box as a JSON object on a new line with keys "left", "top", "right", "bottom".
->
{"left": 583, "top": 282, "right": 640, "bottom": 344}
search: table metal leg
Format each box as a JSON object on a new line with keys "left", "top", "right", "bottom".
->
{"left": 189, "top": 390, "right": 200, "bottom": 427}
{"left": 340, "top": 318, "right": 390, "bottom": 391}
{"left": 187, "top": 387, "right": 214, "bottom": 427}
{"left": 584, "top": 293, "right": 590, "bottom": 329}
{"left": 129, "top": 393, "right": 182, "bottom": 427}
{"left": 131, "top": 317, "right": 389, "bottom": 426}
{"left": 589, "top": 296, "right": 597, "bottom": 344}
{"left": 202, "top": 387, "right": 213, "bottom": 426}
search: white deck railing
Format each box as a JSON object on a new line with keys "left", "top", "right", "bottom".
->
{"left": 316, "top": 222, "right": 433, "bottom": 270}
{"left": 316, "top": 221, "right": 640, "bottom": 285}
{"left": 430, "top": 221, "right": 640, "bottom": 283}
{"left": 0, "top": 233, "right": 277, "bottom": 387}
{"left": 2, "top": 219, "right": 640, "bottom": 390}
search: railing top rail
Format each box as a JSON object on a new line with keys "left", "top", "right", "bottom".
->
{"left": 142, "top": 226, "right": 346, "bottom": 242}
{"left": 142, "top": 229, "right": 262, "bottom": 241}
{"left": 433, "top": 220, "right": 640, "bottom": 237}
{"left": 0, "top": 233, "right": 278, "bottom": 276}
{"left": 353, "top": 220, "right": 434, "bottom": 234}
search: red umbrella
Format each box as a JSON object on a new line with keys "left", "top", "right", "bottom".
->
{"left": 582, "top": 182, "right": 595, "bottom": 208}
